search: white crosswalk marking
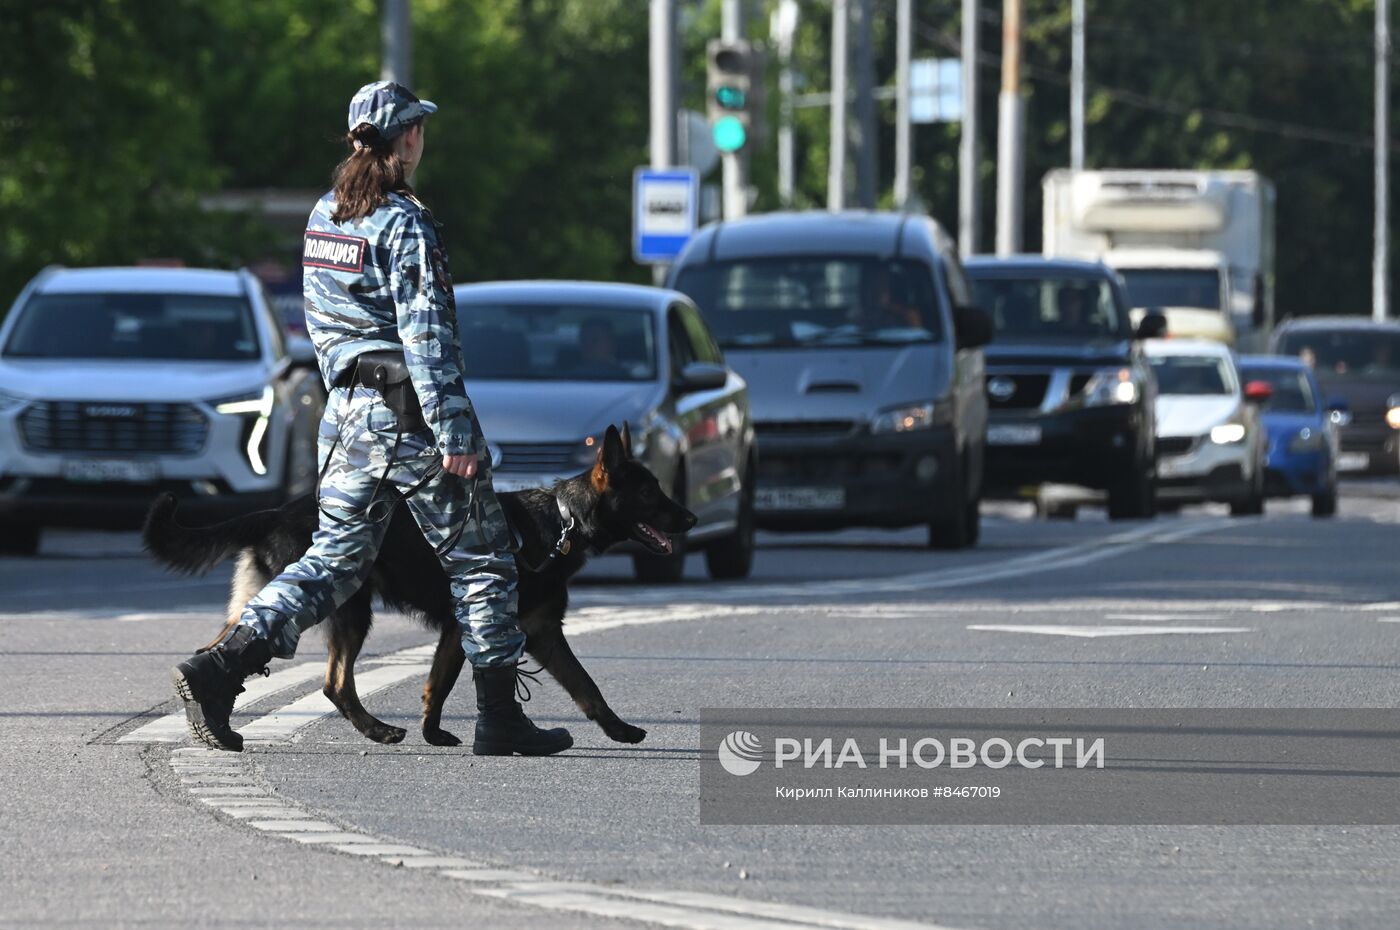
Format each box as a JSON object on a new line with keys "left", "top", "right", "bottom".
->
{"left": 118, "top": 661, "right": 326, "bottom": 743}
{"left": 238, "top": 663, "right": 430, "bottom": 743}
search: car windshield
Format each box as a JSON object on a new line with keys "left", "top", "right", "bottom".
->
{"left": 455, "top": 303, "right": 657, "bottom": 381}
{"left": 672, "top": 257, "right": 942, "bottom": 348}
{"left": 3, "top": 292, "right": 260, "bottom": 361}
{"left": 1239, "top": 367, "right": 1316, "bottom": 413}
{"left": 1275, "top": 329, "right": 1400, "bottom": 380}
{"left": 1150, "top": 355, "right": 1234, "bottom": 395}
{"left": 968, "top": 274, "right": 1124, "bottom": 341}
{"left": 1118, "top": 268, "right": 1221, "bottom": 310}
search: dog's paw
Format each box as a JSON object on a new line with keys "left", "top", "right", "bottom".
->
{"left": 423, "top": 727, "right": 461, "bottom": 747}
{"left": 605, "top": 721, "right": 648, "bottom": 744}
{"left": 366, "top": 724, "right": 407, "bottom": 745}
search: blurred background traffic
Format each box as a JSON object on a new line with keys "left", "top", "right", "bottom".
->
{"left": 1, "top": 0, "right": 1397, "bottom": 572}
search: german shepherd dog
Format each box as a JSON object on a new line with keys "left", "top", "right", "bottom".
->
{"left": 142, "top": 424, "right": 696, "bottom": 747}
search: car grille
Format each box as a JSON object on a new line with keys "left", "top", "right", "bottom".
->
{"left": 754, "top": 420, "right": 857, "bottom": 438}
{"left": 1157, "top": 435, "right": 1199, "bottom": 457}
{"left": 494, "top": 442, "right": 578, "bottom": 473}
{"left": 19, "top": 401, "right": 208, "bottom": 455}
{"left": 759, "top": 451, "right": 904, "bottom": 482}
{"left": 986, "top": 373, "right": 1049, "bottom": 410}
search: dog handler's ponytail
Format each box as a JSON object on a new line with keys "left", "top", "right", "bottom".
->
{"left": 330, "top": 122, "right": 418, "bottom": 223}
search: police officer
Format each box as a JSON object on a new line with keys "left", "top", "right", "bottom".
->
{"left": 172, "top": 82, "right": 571, "bottom": 757}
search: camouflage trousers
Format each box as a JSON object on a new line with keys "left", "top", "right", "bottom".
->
{"left": 237, "top": 385, "right": 524, "bottom": 668}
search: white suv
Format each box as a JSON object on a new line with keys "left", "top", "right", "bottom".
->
{"left": 0, "top": 266, "right": 324, "bottom": 555}
{"left": 1146, "top": 338, "right": 1267, "bottom": 516}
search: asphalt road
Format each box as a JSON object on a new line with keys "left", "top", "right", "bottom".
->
{"left": 4, "top": 487, "right": 1400, "bottom": 929}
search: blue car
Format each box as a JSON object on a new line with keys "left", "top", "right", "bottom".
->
{"left": 1237, "top": 356, "right": 1340, "bottom": 517}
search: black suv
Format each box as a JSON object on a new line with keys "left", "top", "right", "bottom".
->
{"left": 963, "top": 257, "right": 1163, "bottom": 519}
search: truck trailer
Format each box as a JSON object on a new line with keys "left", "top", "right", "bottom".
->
{"left": 1042, "top": 169, "right": 1276, "bottom": 351}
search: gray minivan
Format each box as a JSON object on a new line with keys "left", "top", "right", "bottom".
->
{"left": 668, "top": 211, "right": 992, "bottom": 548}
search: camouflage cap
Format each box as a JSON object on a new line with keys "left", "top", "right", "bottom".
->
{"left": 347, "top": 81, "right": 438, "bottom": 140}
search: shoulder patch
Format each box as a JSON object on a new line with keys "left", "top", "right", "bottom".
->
{"left": 303, "top": 231, "right": 367, "bottom": 272}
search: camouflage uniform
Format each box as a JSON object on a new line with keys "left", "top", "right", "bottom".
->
{"left": 237, "top": 83, "right": 524, "bottom": 669}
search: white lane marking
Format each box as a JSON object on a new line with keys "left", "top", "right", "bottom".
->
{"left": 1103, "top": 613, "right": 1226, "bottom": 622}
{"left": 1377, "top": 617, "right": 1400, "bottom": 623}
{"left": 238, "top": 663, "right": 429, "bottom": 743}
{"left": 968, "top": 624, "right": 1254, "bottom": 639}
{"left": 568, "top": 518, "right": 1231, "bottom": 609}
{"left": 119, "top": 661, "right": 326, "bottom": 743}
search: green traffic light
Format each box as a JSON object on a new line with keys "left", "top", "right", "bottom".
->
{"left": 715, "top": 85, "right": 746, "bottom": 109}
{"left": 713, "top": 115, "right": 747, "bottom": 153}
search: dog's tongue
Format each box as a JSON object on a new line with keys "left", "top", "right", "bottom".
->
{"left": 637, "top": 522, "right": 673, "bottom": 554}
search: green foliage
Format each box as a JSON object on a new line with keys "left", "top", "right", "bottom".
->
{"left": 0, "top": 0, "right": 1391, "bottom": 318}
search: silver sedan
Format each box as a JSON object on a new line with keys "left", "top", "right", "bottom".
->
{"left": 453, "top": 281, "right": 756, "bottom": 582}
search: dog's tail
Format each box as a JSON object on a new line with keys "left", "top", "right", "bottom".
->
{"left": 141, "top": 493, "right": 284, "bottom": 576}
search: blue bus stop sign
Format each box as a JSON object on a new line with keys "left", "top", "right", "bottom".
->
{"left": 633, "top": 167, "right": 699, "bottom": 265}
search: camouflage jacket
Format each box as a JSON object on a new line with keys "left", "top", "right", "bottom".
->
{"left": 301, "top": 190, "right": 475, "bottom": 455}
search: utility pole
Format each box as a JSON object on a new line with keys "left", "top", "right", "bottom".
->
{"left": 381, "top": 0, "right": 411, "bottom": 86}
{"left": 828, "top": 0, "right": 849, "bottom": 211}
{"left": 1070, "top": 0, "right": 1085, "bottom": 171}
{"left": 1377, "top": 0, "right": 1391, "bottom": 321}
{"left": 721, "top": 0, "right": 748, "bottom": 220}
{"left": 995, "top": 0, "right": 1024, "bottom": 256}
{"left": 959, "top": 0, "right": 980, "bottom": 256}
{"left": 853, "top": 0, "right": 877, "bottom": 208}
{"left": 773, "top": 0, "right": 800, "bottom": 207}
{"left": 649, "top": 0, "right": 677, "bottom": 169}
{"left": 894, "top": 0, "right": 912, "bottom": 208}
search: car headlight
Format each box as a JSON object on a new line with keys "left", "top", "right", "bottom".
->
{"left": 871, "top": 400, "right": 954, "bottom": 434}
{"left": 1210, "top": 422, "right": 1247, "bottom": 444}
{"left": 1082, "top": 367, "right": 1138, "bottom": 406}
{"left": 1387, "top": 393, "right": 1400, "bottom": 430}
{"left": 209, "top": 387, "right": 275, "bottom": 476}
{"left": 213, "top": 387, "right": 275, "bottom": 418}
{"left": 1289, "top": 427, "right": 1325, "bottom": 452}
{"left": 0, "top": 389, "right": 28, "bottom": 413}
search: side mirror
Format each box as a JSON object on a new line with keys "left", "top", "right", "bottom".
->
{"left": 287, "top": 336, "right": 317, "bottom": 367}
{"left": 675, "top": 361, "right": 728, "bottom": 394}
{"left": 1135, "top": 310, "right": 1169, "bottom": 340}
{"left": 1243, "top": 380, "right": 1274, "bottom": 404}
{"left": 954, "top": 304, "right": 994, "bottom": 349}
{"left": 1327, "top": 396, "right": 1353, "bottom": 427}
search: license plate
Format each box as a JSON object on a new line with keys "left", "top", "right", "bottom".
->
{"left": 987, "top": 424, "right": 1042, "bottom": 446}
{"left": 1157, "top": 456, "right": 1185, "bottom": 478}
{"left": 1338, "top": 452, "right": 1370, "bottom": 472}
{"left": 755, "top": 487, "right": 846, "bottom": 511}
{"left": 63, "top": 459, "right": 159, "bottom": 483}
{"left": 490, "top": 476, "right": 547, "bottom": 493}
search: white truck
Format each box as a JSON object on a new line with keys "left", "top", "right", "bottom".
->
{"left": 1042, "top": 169, "right": 1276, "bottom": 351}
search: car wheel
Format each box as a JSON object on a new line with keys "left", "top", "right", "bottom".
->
{"left": 0, "top": 523, "right": 41, "bottom": 556}
{"left": 929, "top": 462, "right": 978, "bottom": 550}
{"left": 705, "top": 465, "right": 755, "bottom": 581}
{"left": 1230, "top": 461, "right": 1266, "bottom": 517}
{"left": 1107, "top": 459, "right": 1156, "bottom": 520}
{"left": 633, "top": 469, "right": 688, "bottom": 583}
{"left": 1311, "top": 488, "right": 1338, "bottom": 518}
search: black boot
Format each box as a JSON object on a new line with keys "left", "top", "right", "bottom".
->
{"left": 171, "top": 625, "right": 272, "bottom": 752}
{"left": 472, "top": 666, "right": 573, "bottom": 756}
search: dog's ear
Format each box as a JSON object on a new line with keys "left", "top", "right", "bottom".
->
{"left": 592, "top": 425, "right": 627, "bottom": 492}
{"left": 620, "top": 421, "right": 634, "bottom": 458}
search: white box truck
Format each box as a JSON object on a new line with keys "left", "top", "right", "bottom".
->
{"left": 1042, "top": 169, "right": 1276, "bottom": 351}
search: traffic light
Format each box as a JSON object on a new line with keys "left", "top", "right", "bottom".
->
{"left": 706, "top": 39, "right": 765, "bottom": 154}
